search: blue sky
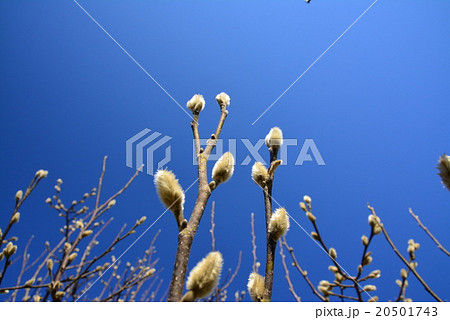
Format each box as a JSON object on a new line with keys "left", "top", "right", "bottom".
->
{"left": 1, "top": 0, "right": 449, "bottom": 301}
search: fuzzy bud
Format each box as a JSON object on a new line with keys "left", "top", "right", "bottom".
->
{"left": 47, "top": 259, "right": 54, "bottom": 273}
{"left": 251, "top": 162, "right": 269, "bottom": 187}
{"left": 35, "top": 169, "right": 49, "bottom": 179}
{"left": 24, "top": 278, "right": 35, "bottom": 287}
{"left": 215, "top": 92, "right": 230, "bottom": 107}
{"left": 186, "top": 94, "right": 205, "bottom": 113}
{"left": 268, "top": 208, "right": 290, "bottom": 241}
{"left": 154, "top": 170, "right": 185, "bottom": 229}
{"left": 64, "top": 242, "right": 71, "bottom": 252}
{"left": 81, "top": 230, "right": 93, "bottom": 238}
{"left": 144, "top": 268, "right": 156, "bottom": 278}
{"left": 186, "top": 251, "right": 223, "bottom": 300}
{"left": 328, "top": 266, "right": 339, "bottom": 274}
{"left": 15, "top": 190, "right": 23, "bottom": 202}
{"left": 303, "top": 195, "right": 311, "bottom": 204}
{"left": 68, "top": 253, "right": 77, "bottom": 264}
{"left": 54, "top": 291, "right": 65, "bottom": 300}
{"left": 368, "top": 214, "right": 380, "bottom": 228}
{"left": 362, "top": 252, "right": 372, "bottom": 266}
{"left": 437, "top": 154, "right": 450, "bottom": 191}
{"left": 311, "top": 232, "right": 320, "bottom": 241}
{"left": 299, "top": 202, "right": 307, "bottom": 212}
{"left": 369, "top": 269, "right": 381, "bottom": 279}
{"left": 361, "top": 235, "right": 369, "bottom": 246}
{"left": 306, "top": 211, "right": 316, "bottom": 223}
{"left": 401, "top": 269, "right": 408, "bottom": 279}
{"left": 45, "top": 198, "right": 52, "bottom": 204}
{"left": 247, "top": 272, "right": 265, "bottom": 302}
{"left": 4, "top": 242, "right": 17, "bottom": 258}
{"left": 212, "top": 152, "right": 235, "bottom": 186}
{"left": 368, "top": 296, "right": 379, "bottom": 302}
{"left": 137, "top": 216, "right": 147, "bottom": 225}
{"left": 106, "top": 199, "right": 116, "bottom": 209}
{"left": 265, "top": 127, "right": 283, "bottom": 149}
{"left": 11, "top": 212, "right": 20, "bottom": 224}
{"left": 329, "top": 247, "right": 337, "bottom": 260}
{"left": 363, "top": 285, "right": 377, "bottom": 292}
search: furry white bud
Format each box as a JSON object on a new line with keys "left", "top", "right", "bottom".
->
{"left": 186, "top": 251, "right": 223, "bottom": 300}
{"left": 251, "top": 162, "right": 269, "bottom": 187}
{"left": 265, "top": 127, "right": 283, "bottom": 149}
{"left": 186, "top": 94, "right": 205, "bottom": 113}
{"left": 215, "top": 92, "right": 230, "bottom": 107}
{"left": 212, "top": 152, "right": 235, "bottom": 186}
{"left": 247, "top": 272, "right": 265, "bottom": 302}
{"left": 268, "top": 208, "right": 290, "bottom": 241}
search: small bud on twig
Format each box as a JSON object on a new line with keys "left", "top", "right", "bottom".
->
{"left": 212, "top": 152, "right": 235, "bottom": 187}
{"left": 185, "top": 251, "right": 223, "bottom": 301}
{"left": 215, "top": 92, "right": 230, "bottom": 108}
{"left": 268, "top": 208, "right": 290, "bottom": 241}
{"left": 187, "top": 94, "right": 205, "bottom": 113}
{"left": 15, "top": 190, "right": 23, "bottom": 202}
{"left": 247, "top": 272, "right": 265, "bottom": 302}
{"left": 265, "top": 127, "right": 283, "bottom": 150}
{"left": 251, "top": 162, "right": 269, "bottom": 187}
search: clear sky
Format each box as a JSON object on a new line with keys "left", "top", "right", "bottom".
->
{"left": 1, "top": 0, "right": 449, "bottom": 302}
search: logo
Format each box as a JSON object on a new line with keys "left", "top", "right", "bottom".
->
{"left": 126, "top": 129, "right": 172, "bottom": 176}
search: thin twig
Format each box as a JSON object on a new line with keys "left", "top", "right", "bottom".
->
{"left": 210, "top": 201, "right": 216, "bottom": 252}
{"left": 281, "top": 237, "right": 326, "bottom": 301}
{"left": 250, "top": 213, "right": 258, "bottom": 273}
{"left": 279, "top": 238, "right": 301, "bottom": 302}
{"left": 409, "top": 208, "right": 450, "bottom": 257}
{"left": 368, "top": 204, "right": 443, "bottom": 302}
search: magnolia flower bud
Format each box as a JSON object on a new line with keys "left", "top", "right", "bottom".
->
{"left": 215, "top": 92, "right": 230, "bottom": 107}
{"left": 437, "top": 154, "right": 450, "bottom": 191}
{"left": 247, "top": 272, "right": 265, "bottom": 302}
{"left": 154, "top": 170, "right": 185, "bottom": 230}
{"left": 251, "top": 162, "right": 269, "bottom": 187}
{"left": 137, "top": 216, "right": 147, "bottom": 225}
{"left": 24, "top": 278, "right": 35, "bottom": 287}
{"left": 401, "top": 269, "right": 408, "bottom": 279}
{"left": 107, "top": 199, "right": 116, "bottom": 209}
{"left": 329, "top": 248, "right": 337, "bottom": 260}
{"left": 328, "top": 266, "right": 338, "bottom": 273}
{"left": 54, "top": 291, "right": 65, "bottom": 300}
{"left": 361, "top": 235, "right": 369, "bottom": 246}
{"left": 212, "top": 152, "right": 235, "bottom": 186}
{"left": 81, "top": 230, "right": 93, "bottom": 238}
{"left": 68, "top": 253, "right": 77, "bottom": 264}
{"left": 47, "top": 259, "right": 54, "bottom": 273}
{"left": 15, "top": 190, "right": 23, "bottom": 202}
{"left": 11, "top": 212, "right": 20, "bottom": 224}
{"left": 369, "top": 269, "right": 381, "bottom": 279}
{"left": 299, "top": 202, "right": 307, "bottom": 212}
{"left": 186, "top": 94, "right": 205, "bottom": 113}
{"left": 303, "top": 195, "right": 311, "bottom": 204}
{"left": 368, "top": 214, "right": 380, "bottom": 228}
{"left": 185, "top": 251, "right": 223, "bottom": 300}
{"left": 306, "top": 211, "right": 316, "bottom": 223}
{"left": 363, "top": 285, "right": 377, "bottom": 292}
{"left": 268, "top": 208, "right": 290, "bottom": 241}
{"left": 35, "top": 169, "right": 49, "bottom": 179}
{"left": 265, "top": 127, "right": 283, "bottom": 149}
{"left": 4, "top": 242, "right": 17, "bottom": 258}
{"left": 311, "top": 232, "right": 320, "bottom": 241}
